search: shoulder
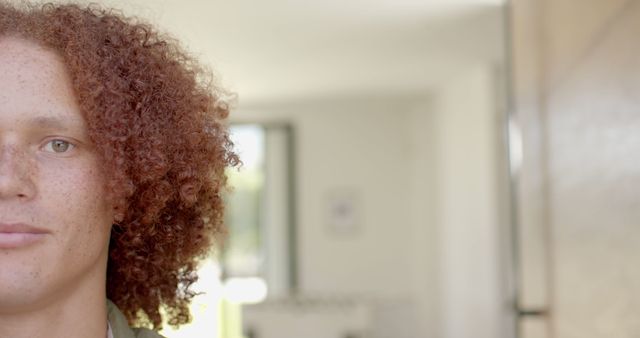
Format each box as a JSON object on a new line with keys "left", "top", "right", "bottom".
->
{"left": 107, "top": 299, "right": 167, "bottom": 338}
{"left": 132, "top": 328, "right": 166, "bottom": 338}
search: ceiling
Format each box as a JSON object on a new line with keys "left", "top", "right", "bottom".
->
{"left": 48, "top": 0, "right": 506, "bottom": 107}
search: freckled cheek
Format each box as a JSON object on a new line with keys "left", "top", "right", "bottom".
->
{"left": 37, "top": 163, "right": 113, "bottom": 241}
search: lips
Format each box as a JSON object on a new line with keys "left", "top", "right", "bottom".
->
{"left": 0, "top": 223, "right": 49, "bottom": 234}
{"left": 0, "top": 223, "right": 49, "bottom": 249}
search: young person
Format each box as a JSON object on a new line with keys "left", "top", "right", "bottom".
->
{"left": 0, "top": 2, "right": 237, "bottom": 337}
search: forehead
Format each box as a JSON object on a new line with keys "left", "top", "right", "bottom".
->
{"left": 0, "top": 36, "right": 85, "bottom": 130}
{"left": 0, "top": 35, "right": 65, "bottom": 82}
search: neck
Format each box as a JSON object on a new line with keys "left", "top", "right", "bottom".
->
{"left": 0, "top": 259, "right": 109, "bottom": 338}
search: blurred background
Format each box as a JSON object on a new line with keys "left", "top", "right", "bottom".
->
{"left": 151, "top": 1, "right": 512, "bottom": 337}
{"left": 46, "top": 0, "right": 640, "bottom": 337}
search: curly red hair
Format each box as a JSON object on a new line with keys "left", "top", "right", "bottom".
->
{"left": 0, "top": 1, "right": 238, "bottom": 329}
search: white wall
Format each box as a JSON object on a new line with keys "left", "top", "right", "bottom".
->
{"left": 406, "top": 100, "right": 440, "bottom": 338}
{"left": 294, "top": 103, "right": 412, "bottom": 297}
{"left": 236, "top": 98, "right": 416, "bottom": 298}
{"left": 236, "top": 99, "right": 421, "bottom": 337}
{"left": 233, "top": 62, "right": 508, "bottom": 338}
{"left": 405, "top": 63, "right": 510, "bottom": 338}
{"left": 430, "top": 64, "right": 509, "bottom": 338}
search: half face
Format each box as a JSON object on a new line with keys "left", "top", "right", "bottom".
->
{"left": 0, "top": 36, "right": 114, "bottom": 313}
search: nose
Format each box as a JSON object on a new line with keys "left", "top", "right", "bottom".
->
{"left": 0, "top": 144, "right": 36, "bottom": 200}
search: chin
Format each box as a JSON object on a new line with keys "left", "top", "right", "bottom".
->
{"left": 0, "top": 284, "right": 46, "bottom": 314}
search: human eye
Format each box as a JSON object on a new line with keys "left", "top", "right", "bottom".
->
{"left": 42, "top": 139, "right": 76, "bottom": 154}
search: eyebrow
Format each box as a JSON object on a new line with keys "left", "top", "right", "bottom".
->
{"left": 28, "top": 116, "right": 85, "bottom": 131}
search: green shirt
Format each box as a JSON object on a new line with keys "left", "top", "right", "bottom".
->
{"left": 107, "top": 300, "right": 165, "bottom": 338}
